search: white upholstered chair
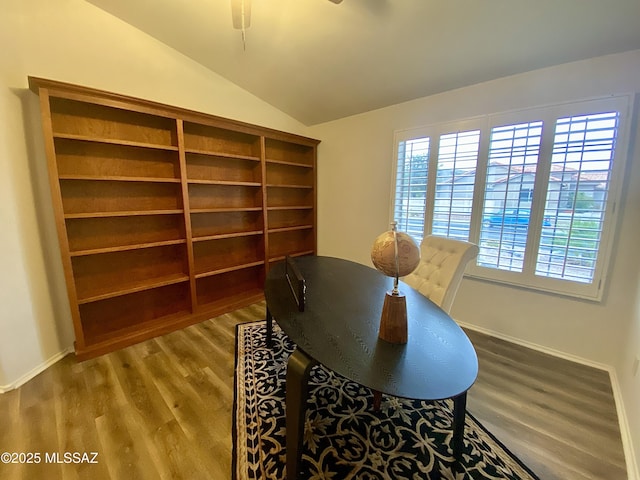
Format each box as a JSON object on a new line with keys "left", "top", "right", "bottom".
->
{"left": 402, "top": 235, "right": 479, "bottom": 314}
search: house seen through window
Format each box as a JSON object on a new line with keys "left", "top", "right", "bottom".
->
{"left": 392, "top": 96, "right": 631, "bottom": 300}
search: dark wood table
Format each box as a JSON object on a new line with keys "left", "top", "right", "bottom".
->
{"left": 264, "top": 255, "right": 478, "bottom": 479}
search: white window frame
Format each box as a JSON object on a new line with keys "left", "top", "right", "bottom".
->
{"left": 390, "top": 95, "right": 633, "bottom": 301}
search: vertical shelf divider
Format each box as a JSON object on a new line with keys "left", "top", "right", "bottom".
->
{"left": 312, "top": 145, "right": 318, "bottom": 254}
{"left": 37, "top": 87, "right": 86, "bottom": 351}
{"left": 176, "top": 118, "right": 198, "bottom": 312}
{"left": 260, "top": 136, "right": 270, "bottom": 273}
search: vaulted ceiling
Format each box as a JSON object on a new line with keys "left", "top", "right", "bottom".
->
{"left": 86, "top": 0, "right": 640, "bottom": 126}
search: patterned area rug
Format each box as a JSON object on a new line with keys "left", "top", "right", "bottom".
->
{"left": 233, "top": 320, "right": 539, "bottom": 480}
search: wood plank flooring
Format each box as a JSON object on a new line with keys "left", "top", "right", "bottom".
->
{"left": 464, "top": 329, "right": 627, "bottom": 480}
{"left": 0, "top": 302, "right": 627, "bottom": 479}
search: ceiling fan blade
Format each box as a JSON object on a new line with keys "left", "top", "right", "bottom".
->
{"left": 231, "top": 0, "right": 251, "bottom": 29}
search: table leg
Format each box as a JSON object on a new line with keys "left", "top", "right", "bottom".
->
{"left": 372, "top": 390, "right": 382, "bottom": 411}
{"left": 452, "top": 392, "right": 467, "bottom": 471}
{"left": 266, "top": 308, "right": 273, "bottom": 347}
{"left": 285, "top": 347, "right": 317, "bottom": 480}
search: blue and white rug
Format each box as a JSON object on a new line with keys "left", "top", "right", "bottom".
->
{"left": 233, "top": 320, "right": 539, "bottom": 480}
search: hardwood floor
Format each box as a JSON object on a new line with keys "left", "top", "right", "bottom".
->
{"left": 0, "top": 302, "right": 627, "bottom": 479}
{"left": 464, "top": 329, "right": 627, "bottom": 480}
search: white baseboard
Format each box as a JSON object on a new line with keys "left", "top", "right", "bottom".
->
{"left": 457, "top": 320, "right": 638, "bottom": 480}
{"left": 457, "top": 320, "right": 611, "bottom": 371}
{"left": 0, "top": 347, "right": 74, "bottom": 393}
{"left": 608, "top": 368, "right": 640, "bottom": 480}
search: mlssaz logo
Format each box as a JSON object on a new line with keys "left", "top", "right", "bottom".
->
{"left": 45, "top": 452, "right": 99, "bottom": 464}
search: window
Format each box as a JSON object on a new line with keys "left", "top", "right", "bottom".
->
{"left": 394, "top": 137, "right": 430, "bottom": 244}
{"left": 432, "top": 130, "right": 480, "bottom": 241}
{"left": 391, "top": 96, "right": 631, "bottom": 300}
{"left": 478, "top": 121, "right": 543, "bottom": 273}
{"left": 535, "top": 112, "right": 619, "bottom": 284}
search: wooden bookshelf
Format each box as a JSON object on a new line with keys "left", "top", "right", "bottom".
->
{"left": 264, "top": 138, "right": 316, "bottom": 262}
{"left": 29, "top": 77, "right": 319, "bottom": 359}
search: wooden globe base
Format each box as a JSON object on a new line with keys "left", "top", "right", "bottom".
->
{"left": 378, "top": 291, "right": 408, "bottom": 344}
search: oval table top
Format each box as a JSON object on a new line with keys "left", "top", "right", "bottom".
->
{"left": 264, "top": 255, "right": 478, "bottom": 401}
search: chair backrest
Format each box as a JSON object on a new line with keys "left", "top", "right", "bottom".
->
{"left": 402, "top": 235, "right": 479, "bottom": 313}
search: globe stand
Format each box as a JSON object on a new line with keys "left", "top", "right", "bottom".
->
{"left": 378, "top": 289, "right": 407, "bottom": 344}
{"left": 371, "top": 221, "right": 419, "bottom": 346}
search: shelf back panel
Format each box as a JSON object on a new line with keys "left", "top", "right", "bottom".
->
{"left": 50, "top": 97, "right": 177, "bottom": 147}
{"left": 266, "top": 187, "right": 314, "bottom": 208}
{"left": 196, "top": 266, "right": 264, "bottom": 307}
{"left": 189, "top": 183, "right": 262, "bottom": 210}
{"left": 193, "top": 236, "right": 264, "bottom": 275}
{"left": 186, "top": 153, "right": 261, "bottom": 183}
{"left": 55, "top": 138, "right": 180, "bottom": 179}
{"left": 265, "top": 138, "right": 314, "bottom": 166}
{"left": 60, "top": 180, "right": 183, "bottom": 214}
{"left": 66, "top": 214, "right": 185, "bottom": 252}
{"left": 266, "top": 162, "right": 314, "bottom": 186}
{"left": 183, "top": 122, "right": 260, "bottom": 157}
{"left": 72, "top": 244, "right": 189, "bottom": 301}
{"left": 267, "top": 209, "right": 314, "bottom": 230}
{"left": 80, "top": 282, "right": 191, "bottom": 343}
{"left": 191, "top": 210, "right": 262, "bottom": 238}
{"left": 268, "top": 229, "right": 315, "bottom": 259}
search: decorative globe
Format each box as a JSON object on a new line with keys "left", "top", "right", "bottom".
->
{"left": 371, "top": 228, "right": 420, "bottom": 279}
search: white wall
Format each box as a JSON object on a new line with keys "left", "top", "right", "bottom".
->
{"left": 618, "top": 95, "right": 640, "bottom": 479}
{"left": 310, "top": 50, "right": 640, "bottom": 476}
{"left": 626, "top": 278, "right": 640, "bottom": 478}
{"left": 0, "top": 0, "right": 309, "bottom": 389}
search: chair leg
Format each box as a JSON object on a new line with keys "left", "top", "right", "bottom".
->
{"left": 373, "top": 390, "right": 382, "bottom": 411}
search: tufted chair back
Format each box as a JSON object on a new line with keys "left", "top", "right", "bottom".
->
{"left": 402, "top": 235, "right": 479, "bottom": 314}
